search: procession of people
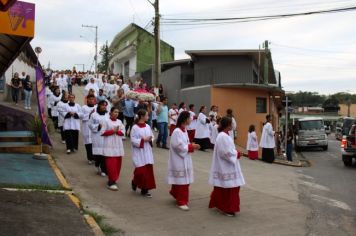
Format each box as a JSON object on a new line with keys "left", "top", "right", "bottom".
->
{"left": 43, "top": 70, "right": 284, "bottom": 217}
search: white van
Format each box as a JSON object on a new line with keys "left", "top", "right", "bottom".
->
{"left": 295, "top": 117, "right": 328, "bottom": 152}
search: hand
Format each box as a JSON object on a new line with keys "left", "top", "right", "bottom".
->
{"left": 192, "top": 143, "right": 200, "bottom": 150}
{"left": 144, "top": 136, "right": 153, "bottom": 142}
{"left": 113, "top": 126, "right": 119, "bottom": 133}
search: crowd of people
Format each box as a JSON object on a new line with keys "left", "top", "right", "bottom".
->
{"left": 9, "top": 71, "right": 33, "bottom": 109}
{"left": 44, "top": 70, "right": 287, "bottom": 217}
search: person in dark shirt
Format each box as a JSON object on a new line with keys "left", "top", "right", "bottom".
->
{"left": 10, "top": 72, "right": 21, "bottom": 105}
{"left": 23, "top": 75, "right": 33, "bottom": 109}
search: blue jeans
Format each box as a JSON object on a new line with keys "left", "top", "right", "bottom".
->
{"left": 156, "top": 122, "right": 168, "bottom": 146}
{"left": 24, "top": 90, "right": 32, "bottom": 108}
{"left": 286, "top": 143, "right": 293, "bottom": 162}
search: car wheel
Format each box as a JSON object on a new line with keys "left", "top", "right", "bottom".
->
{"left": 322, "top": 146, "right": 328, "bottom": 151}
{"left": 342, "top": 155, "right": 353, "bottom": 167}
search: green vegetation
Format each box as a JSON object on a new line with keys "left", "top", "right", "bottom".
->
{"left": 286, "top": 91, "right": 356, "bottom": 107}
{"left": 84, "top": 210, "right": 124, "bottom": 236}
{"left": 0, "top": 183, "right": 66, "bottom": 191}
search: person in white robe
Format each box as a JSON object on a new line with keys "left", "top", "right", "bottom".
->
{"left": 85, "top": 78, "right": 99, "bottom": 97}
{"left": 81, "top": 94, "right": 97, "bottom": 164}
{"left": 89, "top": 100, "right": 109, "bottom": 176}
{"left": 57, "top": 92, "right": 69, "bottom": 144}
{"left": 194, "top": 106, "right": 212, "bottom": 151}
{"left": 101, "top": 107, "right": 125, "bottom": 191}
{"left": 187, "top": 104, "right": 197, "bottom": 143}
{"left": 209, "top": 116, "right": 246, "bottom": 217}
{"left": 49, "top": 87, "right": 62, "bottom": 130}
{"left": 169, "top": 103, "right": 179, "bottom": 136}
{"left": 63, "top": 94, "right": 83, "bottom": 154}
{"left": 130, "top": 109, "right": 156, "bottom": 198}
{"left": 168, "top": 111, "right": 200, "bottom": 211}
{"left": 210, "top": 116, "right": 221, "bottom": 146}
{"left": 226, "top": 109, "right": 237, "bottom": 141}
{"left": 46, "top": 86, "right": 53, "bottom": 119}
{"left": 246, "top": 124, "right": 259, "bottom": 160}
{"left": 260, "top": 115, "right": 276, "bottom": 163}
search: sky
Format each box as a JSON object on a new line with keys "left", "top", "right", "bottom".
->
{"left": 28, "top": 0, "right": 356, "bottom": 94}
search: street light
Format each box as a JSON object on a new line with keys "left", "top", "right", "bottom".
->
{"left": 81, "top": 24, "right": 98, "bottom": 73}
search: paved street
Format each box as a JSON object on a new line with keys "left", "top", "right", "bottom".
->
{"left": 297, "top": 137, "right": 356, "bottom": 236}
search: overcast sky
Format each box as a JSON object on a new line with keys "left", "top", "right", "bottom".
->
{"left": 28, "top": 0, "right": 356, "bottom": 94}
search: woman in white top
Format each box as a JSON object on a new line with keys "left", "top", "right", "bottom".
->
{"left": 130, "top": 109, "right": 156, "bottom": 198}
{"left": 246, "top": 125, "right": 259, "bottom": 160}
{"left": 168, "top": 111, "right": 200, "bottom": 211}
{"left": 194, "top": 106, "right": 212, "bottom": 151}
{"left": 209, "top": 116, "right": 247, "bottom": 217}
{"left": 101, "top": 107, "right": 125, "bottom": 191}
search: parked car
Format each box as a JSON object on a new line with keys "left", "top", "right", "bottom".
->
{"left": 335, "top": 117, "right": 355, "bottom": 140}
{"left": 341, "top": 124, "right": 356, "bottom": 167}
{"left": 294, "top": 117, "right": 328, "bottom": 152}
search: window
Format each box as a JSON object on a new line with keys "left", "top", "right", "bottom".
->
{"left": 256, "top": 97, "right": 267, "bottom": 113}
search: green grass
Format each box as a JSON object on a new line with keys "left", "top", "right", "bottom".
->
{"left": 0, "top": 183, "right": 67, "bottom": 191}
{"left": 84, "top": 210, "right": 124, "bottom": 236}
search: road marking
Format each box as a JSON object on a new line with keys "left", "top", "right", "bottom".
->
{"left": 300, "top": 181, "right": 330, "bottom": 192}
{"left": 310, "top": 194, "right": 351, "bottom": 211}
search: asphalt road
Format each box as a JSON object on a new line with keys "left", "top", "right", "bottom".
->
{"left": 297, "top": 135, "right": 356, "bottom": 236}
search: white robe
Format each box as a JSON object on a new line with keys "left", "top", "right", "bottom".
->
{"left": 167, "top": 128, "right": 194, "bottom": 185}
{"left": 101, "top": 118, "right": 125, "bottom": 157}
{"left": 187, "top": 111, "right": 197, "bottom": 131}
{"left": 195, "top": 113, "right": 210, "bottom": 139}
{"left": 259, "top": 122, "right": 275, "bottom": 149}
{"left": 46, "top": 88, "right": 53, "bottom": 109}
{"left": 210, "top": 124, "right": 219, "bottom": 145}
{"left": 57, "top": 101, "right": 68, "bottom": 127}
{"left": 209, "top": 132, "right": 245, "bottom": 188}
{"left": 121, "top": 83, "right": 130, "bottom": 94}
{"left": 62, "top": 103, "right": 82, "bottom": 131}
{"left": 49, "top": 93, "right": 62, "bottom": 117}
{"left": 228, "top": 117, "right": 237, "bottom": 141}
{"left": 246, "top": 131, "right": 259, "bottom": 151}
{"left": 81, "top": 105, "right": 97, "bottom": 145}
{"left": 89, "top": 111, "right": 109, "bottom": 155}
{"left": 169, "top": 108, "right": 179, "bottom": 125}
{"left": 130, "top": 124, "right": 154, "bottom": 168}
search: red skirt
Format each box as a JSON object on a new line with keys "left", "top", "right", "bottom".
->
{"left": 132, "top": 164, "right": 156, "bottom": 190}
{"left": 209, "top": 186, "right": 240, "bottom": 214}
{"left": 170, "top": 184, "right": 189, "bottom": 206}
{"left": 105, "top": 157, "right": 122, "bottom": 183}
{"left": 169, "top": 125, "right": 176, "bottom": 136}
{"left": 248, "top": 151, "right": 259, "bottom": 160}
{"left": 187, "top": 130, "right": 195, "bottom": 143}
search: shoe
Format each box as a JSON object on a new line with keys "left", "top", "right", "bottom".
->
{"left": 66, "top": 149, "right": 71, "bottom": 154}
{"left": 88, "top": 160, "right": 93, "bottom": 165}
{"left": 61, "top": 140, "right": 66, "bottom": 144}
{"left": 131, "top": 181, "right": 137, "bottom": 191}
{"left": 143, "top": 192, "right": 152, "bottom": 198}
{"left": 156, "top": 143, "right": 161, "bottom": 148}
{"left": 223, "top": 212, "right": 235, "bottom": 217}
{"left": 178, "top": 205, "right": 189, "bottom": 211}
{"left": 101, "top": 172, "right": 107, "bottom": 177}
{"left": 96, "top": 167, "right": 101, "bottom": 175}
{"left": 162, "top": 145, "right": 169, "bottom": 150}
{"left": 107, "top": 184, "right": 118, "bottom": 191}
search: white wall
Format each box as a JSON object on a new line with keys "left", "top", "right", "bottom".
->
{"left": 5, "top": 57, "right": 36, "bottom": 83}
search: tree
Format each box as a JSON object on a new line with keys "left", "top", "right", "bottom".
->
{"left": 97, "top": 41, "right": 113, "bottom": 73}
{"left": 322, "top": 96, "right": 340, "bottom": 113}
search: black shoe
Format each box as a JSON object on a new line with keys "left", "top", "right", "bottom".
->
{"left": 156, "top": 143, "right": 161, "bottom": 148}
{"left": 131, "top": 181, "right": 137, "bottom": 191}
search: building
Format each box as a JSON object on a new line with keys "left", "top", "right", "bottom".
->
{"left": 339, "top": 103, "right": 356, "bottom": 118}
{"left": 109, "top": 23, "right": 174, "bottom": 79}
{"left": 159, "top": 49, "right": 284, "bottom": 147}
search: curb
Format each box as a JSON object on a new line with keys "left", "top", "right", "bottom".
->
{"left": 48, "top": 155, "right": 105, "bottom": 236}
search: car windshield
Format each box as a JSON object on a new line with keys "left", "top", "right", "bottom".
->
{"left": 299, "top": 120, "right": 324, "bottom": 130}
{"left": 343, "top": 119, "right": 356, "bottom": 135}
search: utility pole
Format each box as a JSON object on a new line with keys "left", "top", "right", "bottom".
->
{"left": 153, "top": 0, "right": 160, "bottom": 87}
{"left": 263, "top": 40, "right": 269, "bottom": 84}
{"left": 82, "top": 24, "right": 98, "bottom": 73}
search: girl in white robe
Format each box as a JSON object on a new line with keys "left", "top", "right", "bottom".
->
{"left": 246, "top": 125, "right": 259, "bottom": 160}
{"left": 57, "top": 92, "right": 69, "bottom": 144}
{"left": 130, "top": 109, "right": 156, "bottom": 197}
{"left": 63, "top": 94, "right": 82, "bottom": 154}
{"left": 168, "top": 111, "right": 200, "bottom": 211}
{"left": 187, "top": 104, "right": 197, "bottom": 143}
{"left": 101, "top": 107, "right": 125, "bottom": 191}
{"left": 81, "top": 94, "right": 97, "bottom": 164}
{"left": 209, "top": 116, "right": 246, "bottom": 217}
{"left": 194, "top": 106, "right": 212, "bottom": 151}
{"left": 89, "top": 100, "right": 109, "bottom": 176}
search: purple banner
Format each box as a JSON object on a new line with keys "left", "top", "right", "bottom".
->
{"left": 36, "top": 66, "right": 52, "bottom": 146}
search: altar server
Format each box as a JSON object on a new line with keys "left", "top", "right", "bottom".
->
{"left": 168, "top": 111, "right": 200, "bottom": 211}
{"left": 130, "top": 109, "right": 156, "bottom": 197}
{"left": 81, "top": 94, "right": 97, "bottom": 164}
{"left": 187, "top": 104, "right": 197, "bottom": 143}
{"left": 85, "top": 77, "right": 99, "bottom": 96}
{"left": 101, "top": 107, "right": 125, "bottom": 191}
{"left": 169, "top": 103, "right": 179, "bottom": 136}
{"left": 49, "top": 87, "right": 62, "bottom": 130}
{"left": 194, "top": 106, "right": 212, "bottom": 151}
{"left": 57, "top": 92, "right": 69, "bottom": 144}
{"left": 209, "top": 116, "right": 246, "bottom": 217}
{"left": 89, "top": 100, "right": 109, "bottom": 176}
{"left": 63, "top": 94, "right": 82, "bottom": 154}
{"left": 246, "top": 124, "right": 259, "bottom": 160}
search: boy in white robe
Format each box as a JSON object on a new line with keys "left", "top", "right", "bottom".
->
{"left": 57, "top": 92, "right": 69, "bottom": 144}
{"left": 246, "top": 124, "right": 259, "bottom": 160}
{"left": 63, "top": 94, "right": 83, "bottom": 154}
{"left": 130, "top": 109, "right": 156, "bottom": 197}
{"left": 168, "top": 103, "right": 179, "bottom": 136}
{"left": 209, "top": 116, "right": 247, "bottom": 217}
{"left": 49, "top": 87, "right": 62, "bottom": 130}
{"left": 81, "top": 94, "right": 97, "bottom": 164}
{"left": 187, "top": 104, "right": 197, "bottom": 143}
{"left": 168, "top": 111, "right": 200, "bottom": 211}
{"left": 101, "top": 107, "right": 125, "bottom": 191}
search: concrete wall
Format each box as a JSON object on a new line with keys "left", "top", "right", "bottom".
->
{"left": 211, "top": 87, "right": 276, "bottom": 148}
{"left": 180, "top": 85, "right": 212, "bottom": 112}
{"left": 193, "top": 56, "right": 253, "bottom": 86}
{"left": 339, "top": 104, "right": 356, "bottom": 117}
{"left": 159, "top": 66, "right": 181, "bottom": 106}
